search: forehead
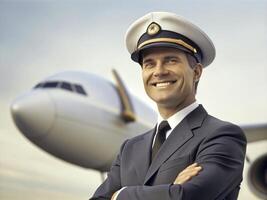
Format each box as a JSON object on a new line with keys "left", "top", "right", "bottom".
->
{"left": 142, "top": 47, "right": 186, "bottom": 60}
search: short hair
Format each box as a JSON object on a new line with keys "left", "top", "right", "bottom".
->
{"left": 185, "top": 53, "right": 199, "bottom": 92}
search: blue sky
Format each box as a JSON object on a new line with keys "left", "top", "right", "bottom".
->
{"left": 1, "top": 0, "right": 266, "bottom": 125}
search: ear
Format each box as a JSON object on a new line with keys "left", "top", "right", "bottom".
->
{"left": 193, "top": 63, "right": 203, "bottom": 82}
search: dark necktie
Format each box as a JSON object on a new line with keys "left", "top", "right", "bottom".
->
{"left": 151, "top": 120, "right": 171, "bottom": 161}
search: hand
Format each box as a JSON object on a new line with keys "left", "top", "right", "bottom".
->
{"left": 173, "top": 163, "right": 202, "bottom": 185}
{"left": 111, "top": 191, "right": 118, "bottom": 200}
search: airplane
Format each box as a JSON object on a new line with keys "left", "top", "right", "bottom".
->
{"left": 10, "top": 70, "right": 157, "bottom": 172}
{"left": 10, "top": 70, "right": 267, "bottom": 199}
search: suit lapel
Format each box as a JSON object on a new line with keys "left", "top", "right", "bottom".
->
{"left": 133, "top": 127, "right": 155, "bottom": 183}
{"left": 144, "top": 105, "right": 207, "bottom": 184}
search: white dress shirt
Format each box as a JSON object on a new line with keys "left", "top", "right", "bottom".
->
{"left": 153, "top": 101, "right": 199, "bottom": 146}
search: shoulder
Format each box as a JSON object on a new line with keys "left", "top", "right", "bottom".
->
{"left": 119, "top": 128, "right": 153, "bottom": 150}
{"left": 126, "top": 129, "right": 153, "bottom": 144}
{"left": 201, "top": 114, "right": 247, "bottom": 143}
{"left": 204, "top": 114, "right": 242, "bottom": 132}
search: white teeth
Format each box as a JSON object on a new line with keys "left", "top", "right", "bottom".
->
{"left": 156, "top": 82, "right": 171, "bottom": 87}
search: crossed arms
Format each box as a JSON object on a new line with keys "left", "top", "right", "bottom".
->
{"left": 111, "top": 162, "right": 202, "bottom": 199}
{"left": 90, "top": 124, "right": 247, "bottom": 200}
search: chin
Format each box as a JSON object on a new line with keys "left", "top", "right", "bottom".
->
{"left": 152, "top": 95, "right": 178, "bottom": 106}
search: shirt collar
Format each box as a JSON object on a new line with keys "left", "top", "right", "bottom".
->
{"left": 157, "top": 101, "right": 199, "bottom": 130}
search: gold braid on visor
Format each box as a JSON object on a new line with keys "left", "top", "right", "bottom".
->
{"left": 137, "top": 38, "right": 197, "bottom": 54}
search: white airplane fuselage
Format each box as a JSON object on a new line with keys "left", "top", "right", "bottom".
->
{"left": 11, "top": 71, "right": 157, "bottom": 171}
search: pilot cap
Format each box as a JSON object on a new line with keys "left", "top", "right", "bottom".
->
{"left": 125, "top": 12, "right": 216, "bottom": 67}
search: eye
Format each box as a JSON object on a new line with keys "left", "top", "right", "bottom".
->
{"left": 165, "top": 58, "right": 178, "bottom": 65}
{"left": 143, "top": 62, "right": 154, "bottom": 69}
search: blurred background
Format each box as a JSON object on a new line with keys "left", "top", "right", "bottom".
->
{"left": 0, "top": 0, "right": 266, "bottom": 199}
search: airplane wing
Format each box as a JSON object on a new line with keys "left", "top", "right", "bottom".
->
{"left": 241, "top": 124, "right": 267, "bottom": 143}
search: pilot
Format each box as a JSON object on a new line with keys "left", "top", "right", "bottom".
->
{"left": 90, "top": 11, "right": 247, "bottom": 200}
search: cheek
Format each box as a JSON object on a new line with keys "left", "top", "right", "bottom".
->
{"left": 176, "top": 72, "right": 194, "bottom": 93}
{"left": 182, "top": 70, "right": 194, "bottom": 85}
{"left": 142, "top": 74, "right": 146, "bottom": 86}
{"left": 142, "top": 71, "right": 150, "bottom": 86}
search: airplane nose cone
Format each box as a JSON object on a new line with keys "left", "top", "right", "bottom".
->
{"left": 11, "top": 91, "right": 55, "bottom": 139}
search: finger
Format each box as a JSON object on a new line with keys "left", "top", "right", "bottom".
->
{"left": 174, "top": 171, "right": 199, "bottom": 185}
{"left": 186, "top": 163, "right": 199, "bottom": 169}
{"left": 175, "top": 166, "right": 202, "bottom": 184}
{"left": 177, "top": 168, "right": 201, "bottom": 180}
{"left": 174, "top": 175, "right": 192, "bottom": 185}
{"left": 179, "top": 165, "right": 202, "bottom": 174}
{"left": 178, "top": 166, "right": 202, "bottom": 176}
{"left": 183, "top": 163, "right": 201, "bottom": 171}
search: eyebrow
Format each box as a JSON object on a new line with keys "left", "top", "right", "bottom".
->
{"left": 142, "top": 58, "right": 154, "bottom": 64}
{"left": 164, "top": 55, "right": 181, "bottom": 61}
{"left": 142, "top": 54, "right": 182, "bottom": 65}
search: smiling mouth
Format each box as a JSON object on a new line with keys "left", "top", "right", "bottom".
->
{"left": 152, "top": 80, "right": 177, "bottom": 88}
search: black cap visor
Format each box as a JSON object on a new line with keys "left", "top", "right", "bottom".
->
{"left": 131, "top": 42, "right": 201, "bottom": 65}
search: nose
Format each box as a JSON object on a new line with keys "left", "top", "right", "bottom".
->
{"left": 153, "top": 61, "right": 168, "bottom": 77}
{"left": 10, "top": 91, "right": 55, "bottom": 139}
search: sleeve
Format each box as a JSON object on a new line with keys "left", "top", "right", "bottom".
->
{"left": 116, "top": 124, "right": 247, "bottom": 200}
{"left": 89, "top": 140, "right": 128, "bottom": 200}
{"left": 112, "top": 187, "right": 127, "bottom": 200}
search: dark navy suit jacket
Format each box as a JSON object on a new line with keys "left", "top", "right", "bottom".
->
{"left": 90, "top": 105, "right": 247, "bottom": 200}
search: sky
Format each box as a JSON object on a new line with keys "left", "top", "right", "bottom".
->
{"left": 0, "top": 0, "right": 266, "bottom": 199}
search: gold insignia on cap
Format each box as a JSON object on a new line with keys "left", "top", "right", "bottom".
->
{"left": 147, "top": 22, "right": 161, "bottom": 36}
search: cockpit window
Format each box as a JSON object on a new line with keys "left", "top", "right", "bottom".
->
{"left": 74, "top": 84, "right": 87, "bottom": 95}
{"left": 60, "top": 82, "right": 72, "bottom": 91}
{"left": 33, "top": 81, "right": 87, "bottom": 96}
{"left": 34, "top": 82, "right": 44, "bottom": 88}
{"left": 43, "top": 81, "right": 59, "bottom": 88}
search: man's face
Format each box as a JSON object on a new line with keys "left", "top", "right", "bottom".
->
{"left": 141, "top": 47, "right": 201, "bottom": 111}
